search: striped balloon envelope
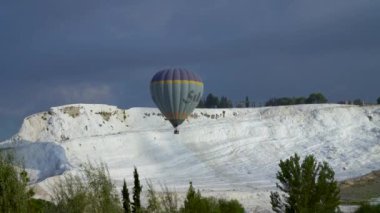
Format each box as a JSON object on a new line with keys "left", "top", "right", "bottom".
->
{"left": 150, "top": 68, "right": 204, "bottom": 134}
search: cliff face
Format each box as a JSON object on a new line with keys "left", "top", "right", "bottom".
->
{"left": 2, "top": 103, "right": 380, "bottom": 211}
{"left": 17, "top": 104, "right": 129, "bottom": 142}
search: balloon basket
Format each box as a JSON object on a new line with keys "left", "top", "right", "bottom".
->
{"left": 174, "top": 129, "right": 179, "bottom": 134}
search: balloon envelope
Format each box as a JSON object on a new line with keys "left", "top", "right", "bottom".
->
{"left": 150, "top": 68, "right": 204, "bottom": 129}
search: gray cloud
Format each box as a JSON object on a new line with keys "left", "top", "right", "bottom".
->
{"left": 0, "top": 0, "right": 380, "bottom": 139}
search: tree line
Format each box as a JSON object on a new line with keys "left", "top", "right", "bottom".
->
{"left": 197, "top": 92, "right": 329, "bottom": 108}
{"left": 197, "top": 93, "right": 380, "bottom": 108}
{"left": 1, "top": 152, "right": 379, "bottom": 212}
{"left": 265, "top": 93, "right": 328, "bottom": 106}
{"left": 197, "top": 94, "right": 252, "bottom": 108}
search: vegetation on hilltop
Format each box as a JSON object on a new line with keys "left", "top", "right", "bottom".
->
{"left": 265, "top": 93, "right": 328, "bottom": 106}
{"left": 198, "top": 93, "right": 380, "bottom": 108}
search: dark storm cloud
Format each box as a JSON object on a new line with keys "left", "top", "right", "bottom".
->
{"left": 1, "top": 0, "right": 380, "bottom": 139}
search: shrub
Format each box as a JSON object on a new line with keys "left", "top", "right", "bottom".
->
{"left": 145, "top": 180, "right": 162, "bottom": 213}
{"left": 0, "top": 153, "right": 34, "bottom": 213}
{"left": 181, "top": 182, "right": 244, "bottom": 213}
{"left": 28, "top": 198, "right": 56, "bottom": 213}
{"left": 62, "top": 106, "right": 80, "bottom": 118}
{"left": 144, "top": 181, "right": 179, "bottom": 213}
{"left": 50, "top": 162, "right": 122, "bottom": 213}
{"left": 218, "top": 199, "right": 244, "bottom": 213}
{"left": 84, "top": 162, "right": 122, "bottom": 213}
{"left": 355, "top": 203, "right": 380, "bottom": 213}
{"left": 51, "top": 173, "right": 90, "bottom": 213}
{"left": 96, "top": 111, "right": 112, "bottom": 121}
{"left": 159, "top": 184, "right": 179, "bottom": 213}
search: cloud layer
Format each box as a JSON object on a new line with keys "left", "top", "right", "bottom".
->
{"left": 0, "top": 0, "right": 379, "bottom": 139}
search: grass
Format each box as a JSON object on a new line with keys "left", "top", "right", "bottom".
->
{"left": 340, "top": 170, "right": 380, "bottom": 204}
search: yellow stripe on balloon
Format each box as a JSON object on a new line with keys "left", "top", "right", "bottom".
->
{"left": 164, "top": 112, "right": 188, "bottom": 120}
{"left": 151, "top": 80, "right": 203, "bottom": 86}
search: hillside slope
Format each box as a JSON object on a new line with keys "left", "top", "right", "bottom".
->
{"left": 1, "top": 103, "right": 380, "bottom": 211}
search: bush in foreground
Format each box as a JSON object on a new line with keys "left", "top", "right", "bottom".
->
{"left": 50, "top": 162, "right": 122, "bottom": 213}
{"left": 28, "top": 198, "right": 56, "bottom": 213}
{"left": 144, "top": 181, "right": 244, "bottom": 213}
{"left": 0, "top": 153, "right": 34, "bottom": 213}
{"left": 355, "top": 203, "right": 380, "bottom": 213}
{"left": 181, "top": 182, "right": 244, "bottom": 213}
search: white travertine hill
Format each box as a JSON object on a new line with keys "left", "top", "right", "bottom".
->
{"left": 1, "top": 103, "right": 380, "bottom": 212}
{"left": 17, "top": 104, "right": 130, "bottom": 142}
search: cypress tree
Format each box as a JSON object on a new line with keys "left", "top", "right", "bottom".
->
{"left": 132, "top": 167, "right": 142, "bottom": 213}
{"left": 245, "top": 96, "right": 250, "bottom": 107}
{"left": 122, "top": 179, "right": 131, "bottom": 213}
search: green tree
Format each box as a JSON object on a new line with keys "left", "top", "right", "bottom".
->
{"left": 218, "top": 96, "right": 233, "bottom": 108}
{"left": 122, "top": 179, "right": 131, "bottom": 213}
{"left": 265, "top": 97, "right": 295, "bottom": 106}
{"left": 306, "top": 93, "right": 328, "bottom": 104}
{"left": 353, "top": 99, "right": 363, "bottom": 106}
{"left": 294, "top": 97, "right": 306, "bottom": 105}
{"left": 0, "top": 153, "right": 34, "bottom": 213}
{"left": 245, "top": 96, "right": 250, "bottom": 107}
{"left": 197, "top": 99, "right": 206, "bottom": 108}
{"left": 205, "top": 93, "right": 219, "bottom": 108}
{"left": 181, "top": 182, "right": 202, "bottom": 213}
{"left": 270, "top": 153, "right": 340, "bottom": 213}
{"left": 132, "top": 166, "right": 142, "bottom": 213}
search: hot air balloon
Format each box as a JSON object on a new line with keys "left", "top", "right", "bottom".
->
{"left": 150, "top": 68, "right": 204, "bottom": 134}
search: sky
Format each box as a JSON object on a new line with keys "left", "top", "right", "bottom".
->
{"left": 0, "top": 0, "right": 379, "bottom": 140}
